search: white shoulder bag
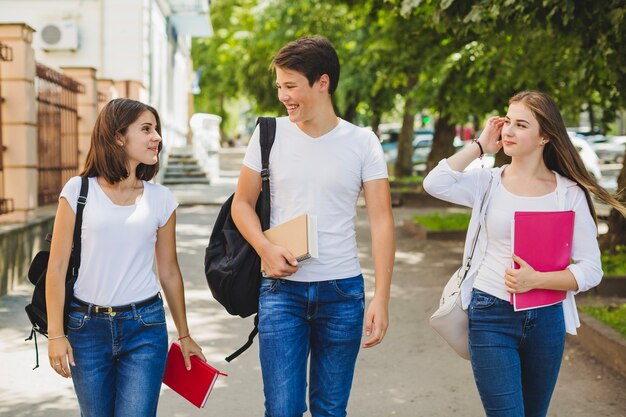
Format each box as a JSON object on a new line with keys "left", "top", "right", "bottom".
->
{"left": 429, "top": 174, "right": 493, "bottom": 360}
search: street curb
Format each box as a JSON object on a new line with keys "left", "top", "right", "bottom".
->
{"left": 568, "top": 311, "right": 626, "bottom": 379}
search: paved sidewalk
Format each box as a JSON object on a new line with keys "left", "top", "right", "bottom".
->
{"left": 1, "top": 149, "right": 625, "bottom": 416}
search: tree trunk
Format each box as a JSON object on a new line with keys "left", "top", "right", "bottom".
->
{"left": 371, "top": 112, "right": 381, "bottom": 137}
{"left": 588, "top": 104, "right": 595, "bottom": 133}
{"left": 394, "top": 96, "right": 416, "bottom": 177}
{"left": 342, "top": 99, "right": 358, "bottom": 124}
{"left": 425, "top": 115, "right": 456, "bottom": 176}
{"left": 600, "top": 149, "right": 626, "bottom": 252}
{"left": 394, "top": 77, "right": 418, "bottom": 178}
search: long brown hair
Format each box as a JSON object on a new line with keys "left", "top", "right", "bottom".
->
{"left": 509, "top": 91, "right": 626, "bottom": 222}
{"left": 81, "top": 98, "right": 162, "bottom": 183}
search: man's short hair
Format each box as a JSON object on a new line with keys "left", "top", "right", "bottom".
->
{"left": 271, "top": 36, "right": 340, "bottom": 95}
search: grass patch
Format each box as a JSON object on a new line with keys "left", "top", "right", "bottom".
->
{"left": 580, "top": 304, "right": 626, "bottom": 338}
{"left": 412, "top": 212, "right": 471, "bottom": 231}
{"left": 601, "top": 245, "right": 626, "bottom": 276}
{"left": 389, "top": 175, "right": 424, "bottom": 185}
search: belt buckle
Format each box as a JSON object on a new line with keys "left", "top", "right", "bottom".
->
{"left": 95, "top": 305, "right": 116, "bottom": 316}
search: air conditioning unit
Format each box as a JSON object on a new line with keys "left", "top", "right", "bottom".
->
{"left": 40, "top": 21, "right": 79, "bottom": 51}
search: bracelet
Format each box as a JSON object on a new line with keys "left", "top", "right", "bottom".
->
{"left": 473, "top": 139, "right": 485, "bottom": 158}
{"left": 177, "top": 334, "right": 190, "bottom": 341}
{"left": 48, "top": 335, "right": 67, "bottom": 341}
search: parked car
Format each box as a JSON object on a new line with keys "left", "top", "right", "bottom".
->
{"left": 598, "top": 164, "right": 622, "bottom": 193}
{"left": 570, "top": 136, "right": 602, "bottom": 179}
{"left": 590, "top": 136, "right": 626, "bottom": 164}
{"left": 382, "top": 129, "right": 434, "bottom": 163}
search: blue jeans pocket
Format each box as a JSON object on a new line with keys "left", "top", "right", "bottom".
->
{"left": 331, "top": 276, "right": 365, "bottom": 299}
{"left": 67, "top": 311, "right": 87, "bottom": 331}
{"left": 471, "top": 290, "right": 498, "bottom": 310}
{"left": 260, "top": 277, "right": 281, "bottom": 296}
{"left": 138, "top": 303, "right": 166, "bottom": 327}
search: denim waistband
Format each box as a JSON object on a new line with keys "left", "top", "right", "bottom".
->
{"left": 70, "top": 293, "right": 161, "bottom": 315}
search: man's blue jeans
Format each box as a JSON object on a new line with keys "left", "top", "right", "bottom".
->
{"left": 67, "top": 295, "right": 168, "bottom": 417}
{"left": 258, "top": 275, "right": 365, "bottom": 417}
{"left": 469, "top": 289, "right": 566, "bottom": 417}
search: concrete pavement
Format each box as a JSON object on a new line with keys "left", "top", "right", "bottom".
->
{"left": 1, "top": 149, "right": 625, "bottom": 416}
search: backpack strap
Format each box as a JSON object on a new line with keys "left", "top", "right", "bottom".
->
{"left": 71, "top": 176, "right": 89, "bottom": 277}
{"left": 225, "top": 315, "right": 259, "bottom": 362}
{"left": 224, "top": 118, "right": 275, "bottom": 363}
{"left": 257, "top": 117, "right": 276, "bottom": 231}
{"left": 26, "top": 176, "right": 89, "bottom": 369}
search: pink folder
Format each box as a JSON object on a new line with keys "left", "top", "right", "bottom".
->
{"left": 510, "top": 211, "right": 575, "bottom": 311}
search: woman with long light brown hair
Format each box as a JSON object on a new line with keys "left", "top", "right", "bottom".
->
{"left": 424, "top": 91, "right": 626, "bottom": 417}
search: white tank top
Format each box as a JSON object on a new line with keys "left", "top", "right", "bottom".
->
{"left": 473, "top": 183, "right": 559, "bottom": 301}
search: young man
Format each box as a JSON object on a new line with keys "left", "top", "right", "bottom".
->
{"left": 232, "top": 36, "right": 395, "bottom": 417}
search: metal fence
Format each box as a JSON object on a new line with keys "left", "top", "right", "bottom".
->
{"left": 0, "top": 41, "right": 13, "bottom": 215}
{"left": 35, "top": 63, "right": 83, "bottom": 205}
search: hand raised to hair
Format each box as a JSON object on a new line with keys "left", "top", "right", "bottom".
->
{"left": 476, "top": 116, "right": 505, "bottom": 154}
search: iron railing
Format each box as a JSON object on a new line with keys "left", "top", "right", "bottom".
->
{"left": 35, "top": 63, "right": 84, "bottom": 205}
{"left": 0, "top": 41, "right": 14, "bottom": 215}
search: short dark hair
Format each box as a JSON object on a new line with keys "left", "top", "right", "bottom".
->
{"left": 271, "top": 36, "right": 340, "bottom": 95}
{"left": 81, "top": 98, "right": 162, "bottom": 183}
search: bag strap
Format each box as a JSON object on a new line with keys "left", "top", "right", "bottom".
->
{"left": 257, "top": 117, "right": 276, "bottom": 231}
{"left": 225, "top": 118, "right": 275, "bottom": 363}
{"left": 26, "top": 177, "right": 89, "bottom": 369}
{"left": 71, "top": 176, "right": 89, "bottom": 277}
{"left": 225, "top": 315, "right": 259, "bottom": 363}
{"left": 460, "top": 173, "right": 494, "bottom": 281}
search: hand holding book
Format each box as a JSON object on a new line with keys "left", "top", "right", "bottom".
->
{"left": 504, "top": 254, "right": 540, "bottom": 294}
{"left": 261, "top": 214, "right": 318, "bottom": 277}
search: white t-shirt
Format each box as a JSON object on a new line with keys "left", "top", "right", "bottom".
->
{"left": 60, "top": 176, "right": 178, "bottom": 305}
{"left": 474, "top": 183, "right": 559, "bottom": 301}
{"left": 243, "top": 117, "right": 388, "bottom": 282}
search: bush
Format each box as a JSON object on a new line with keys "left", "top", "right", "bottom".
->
{"left": 389, "top": 175, "right": 424, "bottom": 185}
{"left": 412, "top": 212, "right": 471, "bottom": 231}
{"left": 580, "top": 304, "right": 626, "bottom": 338}
{"left": 601, "top": 245, "right": 626, "bottom": 276}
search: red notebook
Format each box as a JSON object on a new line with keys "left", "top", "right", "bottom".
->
{"left": 162, "top": 342, "right": 227, "bottom": 408}
{"left": 510, "top": 211, "right": 575, "bottom": 311}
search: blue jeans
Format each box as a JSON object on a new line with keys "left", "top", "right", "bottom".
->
{"left": 67, "top": 295, "right": 168, "bottom": 417}
{"left": 258, "top": 275, "right": 365, "bottom": 417}
{"left": 469, "top": 289, "right": 565, "bottom": 417}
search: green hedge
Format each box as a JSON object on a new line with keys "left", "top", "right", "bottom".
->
{"left": 580, "top": 304, "right": 626, "bottom": 338}
{"left": 412, "top": 212, "right": 471, "bottom": 231}
{"left": 601, "top": 245, "right": 626, "bottom": 276}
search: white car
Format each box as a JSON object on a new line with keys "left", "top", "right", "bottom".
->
{"left": 590, "top": 136, "right": 626, "bottom": 164}
{"left": 570, "top": 136, "right": 602, "bottom": 179}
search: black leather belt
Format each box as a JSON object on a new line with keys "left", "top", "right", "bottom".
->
{"left": 70, "top": 293, "right": 161, "bottom": 316}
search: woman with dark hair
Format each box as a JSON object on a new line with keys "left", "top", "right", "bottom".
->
{"left": 46, "top": 98, "right": 204, "bottom": 417}
{"left": 424, "top": 91, "right": 626, "bottom": 417}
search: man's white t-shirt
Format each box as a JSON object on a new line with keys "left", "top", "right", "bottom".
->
{"left": 243, "top": 117, "right": 388, "bottom": 282}
{"left": 60, "top": 176, "right": 178, "bottom": 306}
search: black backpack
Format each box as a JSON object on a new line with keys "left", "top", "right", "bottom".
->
{"left": 204, "top": 117, "right": 275, "bottom": 362}
{"left": 25, "top": 176, "right": 88, "bottom": 368}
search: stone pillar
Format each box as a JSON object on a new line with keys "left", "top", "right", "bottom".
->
{"left": 62, "top": 67, "right": 98, "bottom": 170}
{"left": 0, "top": 23, "right": 37, "bottom": 223}
{"left": 114, "top": 79, "right": 144, "bottom": 100}
{"left": 96, "top": 78, "right": 117, "bottom": 112}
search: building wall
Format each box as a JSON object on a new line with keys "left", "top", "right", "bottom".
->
{"left": 0, "top": 0, "right": 193, "bottom": 148}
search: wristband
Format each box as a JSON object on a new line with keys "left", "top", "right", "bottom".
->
{"left": 473, "top": 139, "right": 484, "bottom": 158}
{"left": 48, "top": 335, "right": 67, "bottom": 341}
{"left": 177, "top": 334, "right": 190, "bottom": 341}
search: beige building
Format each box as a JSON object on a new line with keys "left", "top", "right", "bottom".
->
{"left": 0, "top": 0, "right": 211, "bottom": 294}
